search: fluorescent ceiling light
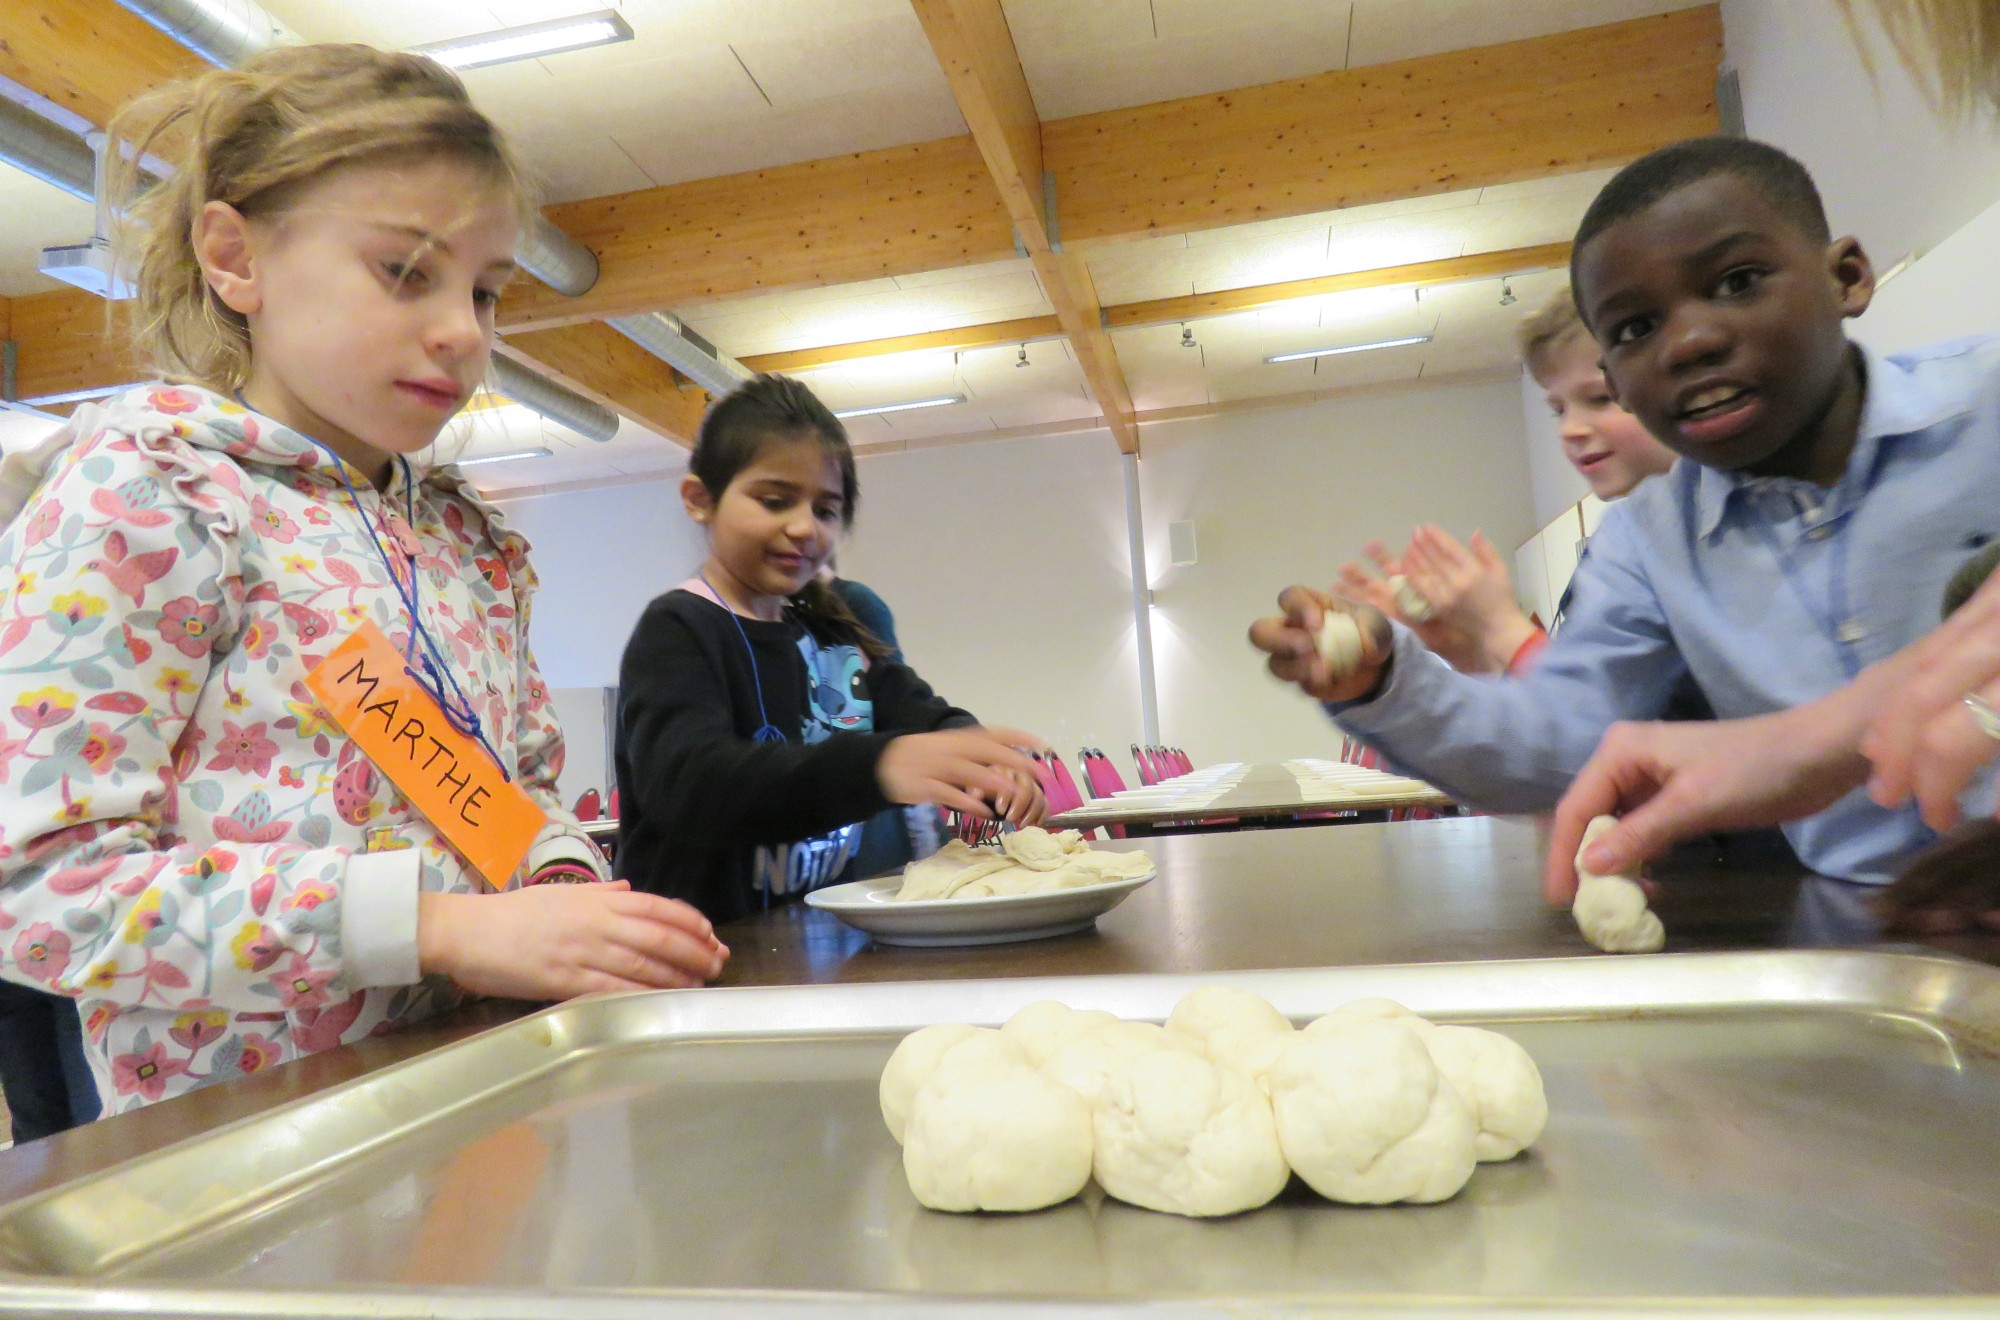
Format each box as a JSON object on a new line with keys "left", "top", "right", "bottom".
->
{"left": 453, "top": 446, "right": 555, "bottom": 468}
{"left": 1265, "top": 335, "right": 1431, "bottom": 365}
{"left": 414, "top": 10, "right": 634, "bottom": 71}
{"left": 832, "top": 395, "right": 966, "bottom": 419}
{"left": 23, "top": 382, "right": 141, "bottom": 407}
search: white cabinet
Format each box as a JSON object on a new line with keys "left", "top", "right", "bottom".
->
{"left": 1515, "top": 502, "right": 1591, "bottom": 629}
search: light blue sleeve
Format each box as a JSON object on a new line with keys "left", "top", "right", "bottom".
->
{"left": 1326, "top": 508, "right": 1693, "bottom": 813}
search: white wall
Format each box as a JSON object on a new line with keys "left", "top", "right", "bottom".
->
{"left": 1723, "top": 0, "right": 2000, "bottom": 271}
{"left": 1851, "top": 192, "right": 2000, "bottom": 356}
{"left": 499, "top": 477, "right": 706, "bottom": 688}
{"left": 841, "top": 375, "right": 1535, "bottom": 769}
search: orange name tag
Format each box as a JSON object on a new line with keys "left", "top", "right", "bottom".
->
{"left": 306, "top": 621, "right": 545, "bottom": 890}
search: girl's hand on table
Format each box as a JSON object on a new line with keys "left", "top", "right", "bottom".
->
{"left": 419, "top": 882, "right": 728, "bottom": 999}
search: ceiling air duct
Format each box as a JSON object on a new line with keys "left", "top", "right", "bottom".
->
{"left": 486, "top": 355, "right": 618, "bottom": 444}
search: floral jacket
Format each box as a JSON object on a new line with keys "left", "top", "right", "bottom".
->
{"left": 0, "top": 385, "right": 605, "bottom": 1113}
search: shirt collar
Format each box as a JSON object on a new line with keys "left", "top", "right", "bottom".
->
{"left": 1693, "top": 341, "right": 1963, "bottom": 540}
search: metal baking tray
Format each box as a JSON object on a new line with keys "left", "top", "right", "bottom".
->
{"left": 1, "top": 950, "right": 1999, "bottom": 1318}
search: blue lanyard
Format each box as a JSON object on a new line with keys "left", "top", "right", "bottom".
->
{"left": 699, "top": 573, "right": 787, "bottom": 744}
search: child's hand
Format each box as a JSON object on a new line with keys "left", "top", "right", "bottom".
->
{"left": 878, "top": 727, "right": 1045, "bottom": 818}
{"left": 1336, "top": 539, "right": 1491, "bottom": 674}
{"left": 1247, "top": 586, "right": 1392, "bottom": 702}
{"left": 418, "top": 882, "right": 728, "bottom": 1000}
{"left": 993, "top": 773, "right": 1048, "bottom": 826}
{"left": 1401, "top": 526, "right": 1540, "bottom": 670}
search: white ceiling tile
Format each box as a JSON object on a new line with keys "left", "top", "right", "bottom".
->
{"left": 999, "top": 0, "right": 1156, "bottom": 60}
{"left": 615, "top": 89, "right": 966, "bottom": 187}
{"left": 504, "top": 126, "right": 655, "bottom": 201}
{"left": 1477, "top": 166, "right": 1621, "bottom": 208}
{"left": 1346, "top": 0, "right": 1702, "bottom": 68}
{"left": 912, "top": 271, "right": 1049, "bottom": 319}
{"left": 732, "top": 14, "right": 948, "bottom": 110}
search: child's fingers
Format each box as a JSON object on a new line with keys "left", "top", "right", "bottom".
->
{"left": 605, "top": 915, "right": 727, "bottom": 981}
{"left": 1364, "top": 541, "right": 1399, "bottom": 576}
{"left": 606, "top": 891, "right": 717, "bottom": 942}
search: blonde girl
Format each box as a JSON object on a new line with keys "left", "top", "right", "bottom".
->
{"left": 0, "top": 44, "right": 723, "bottom": 1115}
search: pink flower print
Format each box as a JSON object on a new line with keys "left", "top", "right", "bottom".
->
{"left": 250, "top": 497, "right": 299, "bottom": 544}
{"left": 277, "top": 766, "right": 303, "bottom": 789}
{"left": 12, "top": 686, "right": 76, "bottom": 733}
{"left": 11, "top": 923, "right": 70, "bottom": 985}
{"left": 275, "top": 953, "right": 336, "bottom": 1011}
{"left": 282, "top": 878, "right": 335, "bottom": 913}
{"left": 281, "top": 602, "right": 334, "bottom": 646}
{"left": 112, "top": 1041, "right": 188, "bottom": 1102}
{"left": 230, "top": 921, "right": 284, "bottom": 972}
{"left": 146, "top": 388, "right": 200, "bottom": 416}
{"left": 239, "top": 617, "right": 275, "bottom": 661}
{"left": 291, "top": 993, "right": 365, "bottom": 1054}
{"left": 168, "top": 1009, "right": 229, "bottom": 1052}
{"left": 206, "top": 721, "right": 277, "bottom": 776}
{"left": 235, "top": 1032, "right": 279, "bottom": 1074}
{"left": 79, "top": 722, "right": 126, "bottom": 772}
{"left": 303, "top": 505, "right": 332, "bottom": 527}
{"left": 159, "top": 597, "right": 221, "bottom": 659}
{"left": 23, "top": 502, "right": 61, "bottom": 547}
{"left": 83, "top": 1004, "right": 111, "bottom": 1042}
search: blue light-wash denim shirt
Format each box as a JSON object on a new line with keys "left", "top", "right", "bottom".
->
{"left": 1331, "top": 336, "right": 2000, "bottom": 885}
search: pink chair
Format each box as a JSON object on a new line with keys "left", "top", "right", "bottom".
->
{"left": 607, "top": 789, "right": 621, "bottom": 819}
{"left": 1079, "top": 750, "right": 1129, "bottom": 839}
{"left": 573, "top": 788, "right": 602, "bottom": 822}
{"left": 1035, "top": 752, "right": 1097, "bottom": 839}
{"left": 1173, "top": 748, "right": 1193, "bottom": 775}
{"left": 1132, "top": 743, "right": 1159, "bottom": 786}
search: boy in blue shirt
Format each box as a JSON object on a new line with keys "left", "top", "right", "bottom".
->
{"left": 1248, "top": 135, "right": 2000, "bottom": 890}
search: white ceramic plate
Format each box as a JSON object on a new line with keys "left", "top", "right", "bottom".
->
{"left": 803, "top": 869, "right": 1156, "bottom": 947}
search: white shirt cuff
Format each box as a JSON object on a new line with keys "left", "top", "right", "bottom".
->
{"left": 341, "top": 850, "right": 422, "bottom": 988}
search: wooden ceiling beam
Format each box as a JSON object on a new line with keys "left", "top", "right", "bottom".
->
{"left": 740, "top": 314, "right": 1063, "bottom": 374}
{"left": 497, "top": 7, "right": 1718, "bottom": 331}
{"left": 1106, "top": 241, "right": 1573, "bottom": 329}
{"left": 1046, "top": 7, "right": 1721, "bottom": 248}
{"left": 10, "top": 287, "right": 143, "bottom": 405}
{"left": 0, "top": 2, "right": 207, "bottom": 130}
{"left": 910, "top": 0, "right": 1139, "bottom": 453}
{"left": 734, "top": 241, "right": 1570, "bottom": 375}
{"left": 496, "top": 323, "right": 709, "bottom": 447}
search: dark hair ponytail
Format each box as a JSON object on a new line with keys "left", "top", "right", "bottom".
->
{"left": 690, "top": 374, "right": 893, "bottom": 661}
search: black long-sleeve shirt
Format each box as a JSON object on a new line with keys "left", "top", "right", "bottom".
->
{"left": 614, "top": 588, "right": 975, "bottom": 920}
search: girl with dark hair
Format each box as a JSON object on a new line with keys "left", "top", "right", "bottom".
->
{"left": 613, "top": 375, "right": 1046, "bottom": 920}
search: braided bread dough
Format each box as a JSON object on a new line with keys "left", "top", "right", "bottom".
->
{"left": 1572, "top": 815, "right": 1665, "bottom": 953}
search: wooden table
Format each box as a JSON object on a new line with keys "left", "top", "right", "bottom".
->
{"left": 1048, "top": 762, "right": 1455, "bottom": 832}
{"left": 0, "top": 816, "right": 1978, "bottom": 1202}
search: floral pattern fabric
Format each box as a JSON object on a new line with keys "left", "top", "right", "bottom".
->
{"left": 0, "top": 385, "right": 599, "bottom": 1113}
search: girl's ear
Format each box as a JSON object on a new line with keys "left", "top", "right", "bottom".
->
{"left": 195, "top": 201, "right": 262, "bottom": 317}
{"left": 681, "top": 474, "right": 714, "bottom": 525}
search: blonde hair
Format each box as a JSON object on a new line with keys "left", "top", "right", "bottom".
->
{"left": 106, "top": 43, "right": 534, "bottom": 393}
{"left": 1841, "top": 0, "right": 2000, "bottom": 121}
{"left": 1514, "top": 287, "right": 1592, "bottom": 382}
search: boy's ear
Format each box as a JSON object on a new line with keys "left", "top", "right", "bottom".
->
{"left": 680, "top": 474, "right": 714, "bottom": 524}
{"left": 194, "top": 202, "right": 261, "bottom": 316}
{"left": 1825, "top": 235, "right": 1876, "bottom": 320}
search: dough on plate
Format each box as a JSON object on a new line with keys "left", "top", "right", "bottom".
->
{"left": 1000, "top": 827, "right": 1087, "bottom": 872}
{"left": 1002, "top": 1000, "right": 1119, "bottom": 1066}
{"left": 1091, "top": 1046, "right": 1291, "bottom": 1217}
{"left": 902, "top": 1062, "right": 1094, "bottom": 1213}
{"left": 1268, "top": 1019, "right": 1478, "bottom": 1205}
{"left": 880, "top": 1025, "right": 1028, "bottom": 1144}
{"left": 1423, "top": 1025, "right": 1548, "bottom": 1162}
{"left": 1388, "top": 574, "right": 1436, "bottom": 624}
{"left": 895, "top": 841, "right": 1017, "bottom": 901}
{"left": 1572, "top": 816, "right": 1665, "bottom": 953}
{"left": 1316, "top": 611, "right": 1366, "bottom": 679}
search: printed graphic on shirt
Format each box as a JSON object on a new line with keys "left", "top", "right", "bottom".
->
{"left": 751, "top": 633, "right": 873, "bottom": 899}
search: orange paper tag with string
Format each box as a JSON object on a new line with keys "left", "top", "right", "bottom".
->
{"left": 306, "top": 621, "right": 544, "bottom": 890}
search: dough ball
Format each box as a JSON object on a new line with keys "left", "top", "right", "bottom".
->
{"left": 1002, "top": 1001, "right": 1119, "bottom": 1067}
{"left": 902, "top": 1063, "right": 1093, "bottom": 1213}
{"left": 1316, "top": 610, "right": 1366, "bottom": 679}
{"left": 1267, "top": 1020, "right": 1478, "bottom": 1205}
{"left": 1000, "top": 826, "right": 1070, "bottom": 872}
{"left": 1388, "top": 574, "right": 1436, "bottom": 624}
{"left": 1423, "top": 1025, "right": 1548, "bottom": 1162}
{"left": 880, "top": 1025, "right": 1027, "bottom": 1143}
{"left": 1044, "top": 1020, "right": 1184, "bottom": 1108}
{"left": 1091, "top": 1047, "right": 1291, "bottom": 1217}
{"left": 1165, "top": 985, "right": 1295, "bottom": 1074}
{"left": 1572, "top": 816, "right": 1665, "bottom": 953}
{"left": 1304, "top": 997, "right": 1435, "bottom": 1039}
